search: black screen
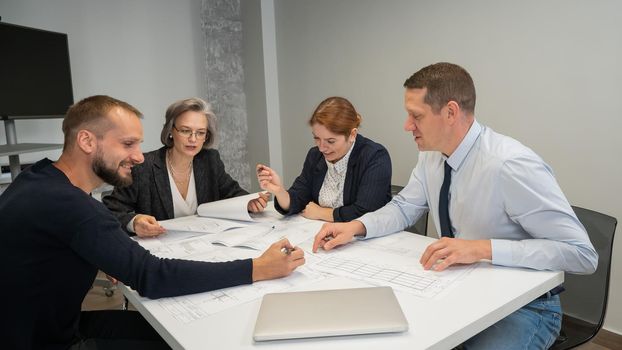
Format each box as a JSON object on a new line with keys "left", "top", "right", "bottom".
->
{"left": 0, "top": 22, "right": 74, "bottom": 118}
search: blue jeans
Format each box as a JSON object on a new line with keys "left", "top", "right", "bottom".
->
{"left": 462, "top": 295, "right": 562, "bottom": 350}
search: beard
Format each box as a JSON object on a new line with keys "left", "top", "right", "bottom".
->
{"left": 92, "top": 149, "right": 133, "bottom": 187}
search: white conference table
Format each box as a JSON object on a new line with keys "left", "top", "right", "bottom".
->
{"left": 121, "top": 214, "right": 563, "bottom": 350}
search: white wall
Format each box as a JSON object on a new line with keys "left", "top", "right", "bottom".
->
{"left": 0, "top": 0, "right": 206, "bottom": 165}
{"left": 274, "top": 0, "right": 622, "bottom": 333}
{"left": 241, "top": 0, "right": 269, "bottom": 192}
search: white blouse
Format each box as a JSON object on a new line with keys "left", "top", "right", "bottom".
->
{"left": 318, "top": 139, "right": 355, "bottom": 208}
{"left": 167, "top": 166, "right": 198, "bottom": 218}
{"left": 127, "top": 162, "right": 198, "bottom": 233}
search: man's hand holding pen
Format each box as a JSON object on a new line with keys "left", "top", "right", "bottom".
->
{"left": 252, "top": 238, "right": 305, "bottom": 282}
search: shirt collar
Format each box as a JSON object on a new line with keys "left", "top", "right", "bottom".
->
{"left": 446, "top": 119, "right": 482, "bottom": 171}
{"left": 326, "top": 138, "right": 356, "bottom": 174}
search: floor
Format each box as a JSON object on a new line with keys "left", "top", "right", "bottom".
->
{"left": 82, "top": 275, "right": 135, "bottom": 312}
{"left": 83, "top": 280, "right": 622, "bottom": 349}
{"left": 82, "top": 282, "right": 128, "bottom": 311}
{"left": 577, "top": 333, "right": 622, "bottom": 350}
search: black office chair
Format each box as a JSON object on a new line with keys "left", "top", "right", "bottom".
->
{"left": 390, "top": 185, "right": 428, "bottom": 236}
{"left": 549, "top": 206, "right": 617, "bottom": 349}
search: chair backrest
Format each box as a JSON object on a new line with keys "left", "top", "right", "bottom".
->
{"left": 390, "top": 185, "right": 428, "bottom": 235}
{"left": 556, "top": 206, "right": 617, "bottom": 347}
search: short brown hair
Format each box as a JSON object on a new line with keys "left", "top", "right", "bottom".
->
{"left": 160, "top": 97, "right": 217, "bottom": 149}
{"left": 308, "top": 96, "right": 361, "bottom": 137}
{"left": 403, "top": 62, "right": 476, "bottom": 114}
{"left": 62, "top": 95, "right": 142, "bottom": 149}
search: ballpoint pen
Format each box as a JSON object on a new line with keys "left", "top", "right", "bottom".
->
{"left": 278, "top": 233, "right": 293, "bottom": 255}
{"left": 280, "top": 246, "right": 294, "bottom": 255}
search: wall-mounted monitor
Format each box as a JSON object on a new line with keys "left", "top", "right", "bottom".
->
{"left": 0, "top": 22, "right": 74, "bottom": 119}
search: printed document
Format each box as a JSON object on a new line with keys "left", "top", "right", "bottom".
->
{"left": 132, "top": 233, "right": 326, "bottom": 324}
{"left": 300, "top": 232, "right": 477, "bottom": 299}
{"left": 159, "top": 215, "right": 249, "bottom": 234}
{"left": 210, "top": 220, "right": 323, "bottom": 251}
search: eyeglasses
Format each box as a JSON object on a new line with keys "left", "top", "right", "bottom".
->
{"left": 173, "top": 125, "right": 208, "bottom": 140}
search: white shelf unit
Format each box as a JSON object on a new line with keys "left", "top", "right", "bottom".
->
{"left": 1, "top": 117, "right": 63, "bottom": 180}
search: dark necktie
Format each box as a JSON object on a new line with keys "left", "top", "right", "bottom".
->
{"left": 439, "top": 161, "right": 453, "bottom": 238}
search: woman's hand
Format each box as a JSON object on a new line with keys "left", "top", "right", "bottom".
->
{"left": 247, "top": 192, "right": 271, "bottom": 213}
{"left": 256, "top": 164, "right": 291, "bottom": 210}
{"left": 133, "top": 214, "right": 166, "bottom": 237}
{"left": 301, "top": 202, "right": 334, "bottom": 222}
{"left": 256, "top": 164, "right": 284, "bottom": 194}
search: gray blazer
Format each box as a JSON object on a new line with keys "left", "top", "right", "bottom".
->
{"left": 103, "top": 147, "right": 248, "bottom": 234}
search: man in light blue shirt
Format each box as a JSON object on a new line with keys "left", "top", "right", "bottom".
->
{"left": 312, "top": 62, "right": 597, "bottom": 349}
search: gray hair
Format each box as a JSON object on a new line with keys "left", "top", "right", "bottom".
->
{"left": 160, "top": 97, "right": 217, "bottom": 149}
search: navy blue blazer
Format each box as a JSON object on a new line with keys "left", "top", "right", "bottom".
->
{"left": 275, "top": 134, "right": 392, "bottom": 222}
{"left": 103, "top": 147, "right": 247, "bottom": 234}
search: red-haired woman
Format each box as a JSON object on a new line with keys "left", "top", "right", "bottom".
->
{"left": 257, "top": 96, "right": 392, "bottom": 222}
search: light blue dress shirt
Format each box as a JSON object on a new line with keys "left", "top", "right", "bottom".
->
{"left": 358, "top": 120, "right": 597, "bottom": 274}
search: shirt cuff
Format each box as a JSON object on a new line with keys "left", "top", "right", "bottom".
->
{"left": 490, "top": 239, "right": 513, "bottom": 266}
{"left": 356, "top": 214, "right": 377, "bottom": 240}
{"left": 127, "top": 216, "right": 136, "bottom": 233}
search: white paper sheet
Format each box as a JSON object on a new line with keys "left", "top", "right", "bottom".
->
{"left": 210, "top": 220, "right": 323, "bottom": 251}
{"left": 196, "top": 193, "right": 259, "bottom": 221}
{"left": 212, "top": 221, "right": 322, "bottom": 251}
{"left": 131, "top": 215, "right": 480, "bottom": 329}
{"left": 159, "top": 215, "right": 249, "bottom": 233}
{"left": 150, "top": 266, "right": 325, "bottom": 323}
{"left": 299, "top": 232, "right": 478, "bottom": 299}
{"left": 134, "top": 232, "right": 327, "bottom": 324}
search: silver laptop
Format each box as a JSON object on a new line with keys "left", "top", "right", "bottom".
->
{"left": 253, "top": 286, "right": 409, "bottom": 341}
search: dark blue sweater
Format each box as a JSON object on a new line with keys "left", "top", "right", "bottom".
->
{"left": 0, "top": 159, "right": 252, "bottom": 350}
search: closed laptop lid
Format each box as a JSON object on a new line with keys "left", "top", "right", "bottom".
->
{"left": 253, "top": 286, "right": 409, "bottom": 341}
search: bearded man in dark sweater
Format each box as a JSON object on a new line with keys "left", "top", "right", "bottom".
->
{"left": 0, "top": 95, "right": 304, "bottom": 350}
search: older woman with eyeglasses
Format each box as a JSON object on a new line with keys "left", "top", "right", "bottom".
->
{"left": 104, "top": 97, "right": 268, "bottom": 237}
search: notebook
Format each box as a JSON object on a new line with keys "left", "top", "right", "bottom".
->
{"left": 253, "top": 286, "right": 409, "bottom": 341}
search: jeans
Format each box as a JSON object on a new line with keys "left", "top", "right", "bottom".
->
{"left": 462, "top": 295, "right": 562, "bottom": 350}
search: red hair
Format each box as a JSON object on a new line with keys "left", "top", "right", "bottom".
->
{"left": 308, "top": 97, "right": 361, "bottom": 137}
